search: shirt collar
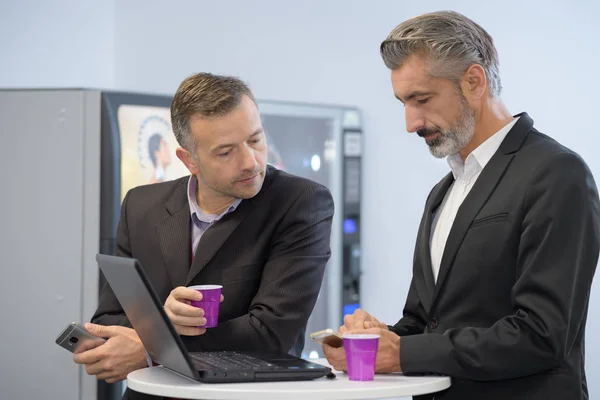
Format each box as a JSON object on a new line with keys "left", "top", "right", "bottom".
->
{"left": 186, "top": 175, "right": 242, "bottom": 223}
{"left": 447, "top": 116, "right": 520, "bottom": 179}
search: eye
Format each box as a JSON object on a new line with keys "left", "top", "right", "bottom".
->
{"left": 250, "top": 138, "right": 261, "bottom": 145}
{"left": 417, "top": 98, "right": 430, "bottom": 105}
{"left": 217, "top": 152, "right": 230, "bottom": 158}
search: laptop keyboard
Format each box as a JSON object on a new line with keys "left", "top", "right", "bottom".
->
{"left": 190, "top": 351, "right": 284, "bottom": 371}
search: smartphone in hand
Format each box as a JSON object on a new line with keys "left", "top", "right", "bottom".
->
{"left": 55, "top": 322, "right": 105, "bottom": 353}
{"left": 310, "top": 328, "right": 344, "bottom": 348}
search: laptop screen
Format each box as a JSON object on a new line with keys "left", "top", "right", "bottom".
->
{"left": 96, "top": 254, "right": 199, "bottom": 380}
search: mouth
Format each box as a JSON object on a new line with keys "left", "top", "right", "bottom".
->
{"left": 238, "top": 174, "right": 258, "bottom": 184}
{"left": 422, "top": 131, "right": 441, "bottom": 145}
{"left": 421, "top": 131, "right": 439, "bottom": 138}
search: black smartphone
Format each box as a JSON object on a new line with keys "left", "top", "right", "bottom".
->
{"left": 55, "top": 322, "right": 105, "bottom": 353}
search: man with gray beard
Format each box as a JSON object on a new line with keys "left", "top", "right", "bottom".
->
{"left": 323, "top": 10, "right": 599, "bottom": 400}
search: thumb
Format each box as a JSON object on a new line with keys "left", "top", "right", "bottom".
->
{"left": 85, "top": 323, "right": 118, "bottom": 338}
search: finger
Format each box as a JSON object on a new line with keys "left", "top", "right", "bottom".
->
{"left": 105, "top": 376, "right": 125, "bottom": 384}
{"left": 171, "top": 287, "right": 203, "bottom": 302}
{"left": 322, "top": 343, "right": 333, "bottom": 357}
{"left": 169, "top": 315, "right": 207, "bottom": 328}
{"left": 354, "top": 309, "right": 371, "bottom": 323}
{"left": 85, "top": 323, "right": 118, "bottom": 339}
{"left": 356, "top": 327, "right": 383, "bottom": 335}
{"left": 164, "top": 308, "right": 204, "bottom": 327}
{"left": 73, "top": 346, "right": 104, "bottom": 365}
{"left": 343, "top": 314, "right": 354, "bottom": 327}
{"left": 84, "top": 360, "right": 106, "bottom": 376}
{"left": 323, "top": 344, "right": 345, "bottom": 362}
{"left": 323, "top": 345, "right": 347, "bottom": 373}
{"left": 346, "top": 310, "right": 368, "bottom": 329}
{"left": 348, "top": 328, "right": 372, "bottom": 335}
{"left": 175, "top": 325, "right": 207, "bottom": 336}
{"left": 73, "top": 337, "right": 104, "bottom": 354}
{"left": 220, "top": 294, "right": 224, "bottom": 303}
{"left": 339, "top": 325, "right": 348, "bottom": 335}
{"left": 167, "top": 300, "right": 205, "bottom": 318}
{"left": 363, "top": 316, "right": 388, "bottom": 330}
{"left": 96, "top": 370, "right": 121, "bottom": 381}
{"left": 331, "top": 363, "right": 347, "bottom": 372}
{"left": 96, "top": 363, "right": 125, "bottom": 382}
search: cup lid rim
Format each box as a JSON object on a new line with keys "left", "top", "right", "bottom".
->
{"left": 188, "top": 285, "right": 223, "bottom": 290}
{"left": 342, "top": 334, "right": 381, "bottom": 339}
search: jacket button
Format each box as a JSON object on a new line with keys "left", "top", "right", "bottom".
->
{"left": 429, "top": 317, "right": 438, "bottom": 329}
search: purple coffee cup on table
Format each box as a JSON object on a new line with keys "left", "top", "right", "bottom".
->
{"left": 343, "top": 333, "right": 380, "bottom": 381}
{"left": 188, "top": 285, "right": 222, "bottom": 328}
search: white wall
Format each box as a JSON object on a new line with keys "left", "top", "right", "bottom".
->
{"left": 2, "top": 0, "right": 599, "bottom": 396}
{"left": 0, "top": 0, "right": 115, "bottom": 89}
{"left": 112, "top": 0, "right": 600, "bottom": 393}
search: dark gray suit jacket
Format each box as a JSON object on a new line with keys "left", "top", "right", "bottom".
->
{"left": 92, "top": 165, "right": 333, "bottom": 358}
{"left": 391, "top": 113, "right": 599, "bottom": 399}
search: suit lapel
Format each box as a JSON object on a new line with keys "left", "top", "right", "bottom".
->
{"left": 156, "top": 179, "right": 192, "bottom": 288}
{"left": 416, "top": 173, "right": 454, "bottom": 312}
{"left": 185, "top": 198, "right": 258, "bottom": 284}
{"left": 431, "top": 113, "right": 533, "bottom": 304}
{"left": 184, "top": 166, "right": 275, "bottom": 285}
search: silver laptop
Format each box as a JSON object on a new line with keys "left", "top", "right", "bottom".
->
{"left": 95, "top": 254, "right": 332, "bottom": 383}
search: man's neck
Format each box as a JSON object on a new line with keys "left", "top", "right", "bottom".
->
{"left": 459, "top": 98, "right": 513, "bottom": 161}
{"left": 196, "top": 187, "right": 236, "bottom": 215}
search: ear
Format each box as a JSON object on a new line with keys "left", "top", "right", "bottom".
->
{"left": 460, "top": 64, "right": 487, "bottom": 101}
{"left": 176, "top": 147, "right": 199, "bottom": 175}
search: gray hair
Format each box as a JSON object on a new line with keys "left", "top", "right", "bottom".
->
{"left": 380, "top": 11, "right": 502, "bottom": 97}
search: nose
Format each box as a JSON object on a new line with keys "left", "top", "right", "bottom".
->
{"left": 404, "top": 105, "right": 426, "bottom": 133}
{"left": 240, "top": 144, "right": 258, "bottom": 171}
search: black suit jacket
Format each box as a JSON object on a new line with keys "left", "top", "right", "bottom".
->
{"left": 93, "top": 165, "right": 334, "bottom": 357}
{"left": 391, "top": 113, "right": 600, "bottom": 399}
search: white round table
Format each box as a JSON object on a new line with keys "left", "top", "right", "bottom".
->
{"left": 127, "top": 359, "right": 451, "bottom": 399}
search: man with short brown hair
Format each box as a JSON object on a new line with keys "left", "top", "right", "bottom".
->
{"left": 73, "top": 73, "right": 335, "bottom": 397}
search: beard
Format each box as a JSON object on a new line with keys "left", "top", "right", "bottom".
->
{"left": 222, "top": 166, "right": 266, "bottom": 199}
{"left": 417, "top": 94, "right": 476, "bottom": 158}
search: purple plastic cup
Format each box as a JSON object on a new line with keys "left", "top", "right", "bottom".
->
{"left": 343, "top": 334, "right": 380, "bottom": 381}
{"left": 188, "top": 285, "right": 222, "bottom": 328}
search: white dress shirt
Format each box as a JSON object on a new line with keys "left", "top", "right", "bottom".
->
{"left": 430, "top": 118, "right": 519, "bottom": 282}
